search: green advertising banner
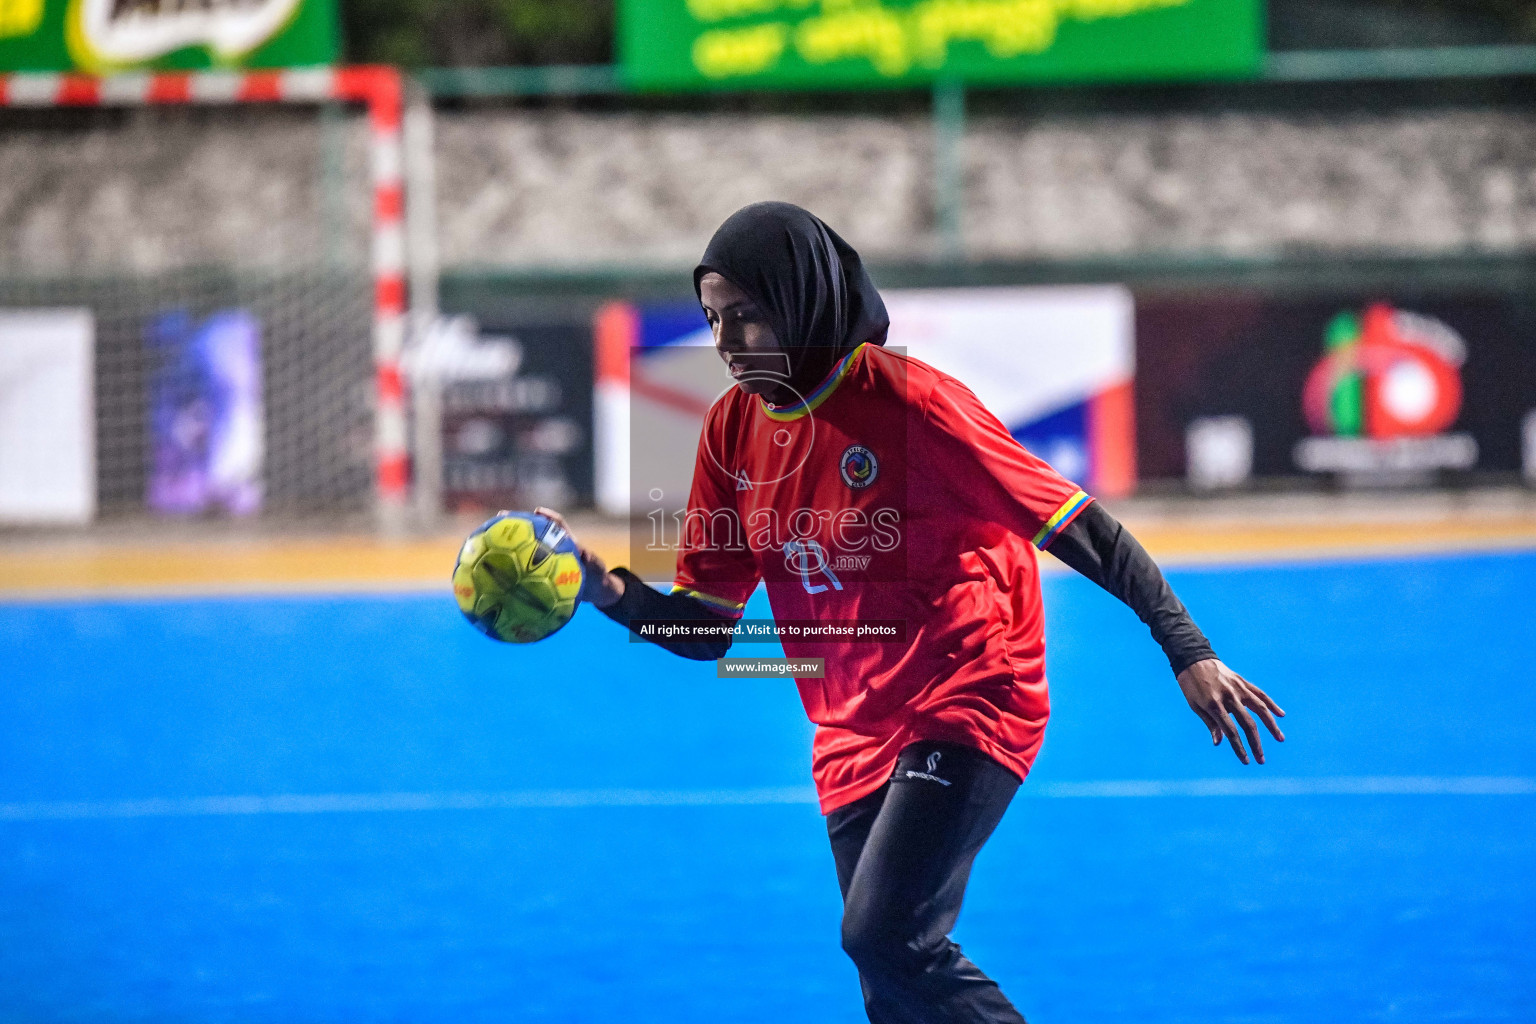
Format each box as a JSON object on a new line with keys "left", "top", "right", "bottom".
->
{"left": 0, "top": 0, "right": 336, "bottom": 73}
{"left": 621, "top": 0, "right": 1263, "bottom": 91}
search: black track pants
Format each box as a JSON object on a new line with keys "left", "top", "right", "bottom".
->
{"left": 826, "top": 740, "right": 1027, "bottom": 1024}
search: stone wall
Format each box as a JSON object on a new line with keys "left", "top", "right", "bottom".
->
{"left": 433, "top": 111, "right": 935, "bottom": 268}
{"left": 438, "top": 107, "right": 1536, "bottom": 267}
{"left": 2, "top": 103, "right": 1532, "bottom": 275}
{"left": 961, "top": 109, "right": 1536, "bottom": 260}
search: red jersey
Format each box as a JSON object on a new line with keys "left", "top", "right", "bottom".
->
{"left": 673, "top": 343, "right": 1093, "bottom": 813}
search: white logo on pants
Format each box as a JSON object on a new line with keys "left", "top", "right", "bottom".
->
{"left": 904, "top": 750, "right": 951, "bottom": 786}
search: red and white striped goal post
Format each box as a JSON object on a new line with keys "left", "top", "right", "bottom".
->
{"left": 0, "top": 66, "right": 412, "bottom": 513}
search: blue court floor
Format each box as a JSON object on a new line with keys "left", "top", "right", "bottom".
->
{"left": 1, "top": 551, "right": 1533, "bottom": 1022}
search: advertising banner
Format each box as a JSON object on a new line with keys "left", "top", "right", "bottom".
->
{"left": 147, "top": 308, "right": 264, "bottom": 517}
{"left": 620, "top": 0, "right": 1261, "bottom": 92}
{"left": 0, "top": 0, "right": 336, "bottom": 73}
{"left": 420, "top": 315, "right": 593, "bottom": 515}
{"left": 1135, "top": 291, "right": 1536, "bottom": 489}
{"left": 0, "top": 308, "right": 95, "bottom": 523}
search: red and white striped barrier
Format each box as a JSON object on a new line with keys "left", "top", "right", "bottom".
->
{"left": 0, "top": 66, "right": 412, "bottom": 512}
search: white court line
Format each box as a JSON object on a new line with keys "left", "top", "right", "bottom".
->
{"left": 1, "top": 777, "right": 1533, "bottom": 823}
{"left": 0, "top": 787, "right": 819, "bottom": 822}
{"left": 1029, "top": 776, "right": 1536, "bottom": 798}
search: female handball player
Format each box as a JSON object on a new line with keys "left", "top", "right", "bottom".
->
{"left": 539, "top": 201, "right": 1285, "bottom": 1024}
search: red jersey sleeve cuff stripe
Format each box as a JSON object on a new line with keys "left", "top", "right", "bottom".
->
{"left": 1032, "top": 490, "right": 1093, "bottom": 550}
{"left": 670, "top": 585, "right": 747, "bottom": 616}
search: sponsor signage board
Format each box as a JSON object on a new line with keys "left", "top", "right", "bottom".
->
{"left": 1135, "top": 291, "right": 1536, "bottom": 488}
{"left": 619, "top": 0, "right": 1261, "bottom": 92}
{"left": 0, "top": 0, "right": 336, "bottom": 73}
{"left": 0, "top": 309, "right": 95, "bottom": 524}
{"left": 419, "top": 315, "right": 594, "bottom": 516}
{"left": 147, "top": 308, "right": 264, "bottom": 517}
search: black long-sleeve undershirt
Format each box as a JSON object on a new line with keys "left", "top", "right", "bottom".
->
{"left": 597, "top": 567, "right": 734, "bottom": 660}
{"left": 1047, "top": 502, "right": 1216, "bottom": 676}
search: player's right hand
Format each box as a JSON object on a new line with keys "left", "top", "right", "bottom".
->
{"left": 530, "top": 507, "right": 626, "bottom": 609}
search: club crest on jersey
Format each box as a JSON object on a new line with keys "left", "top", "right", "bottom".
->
{"left": 839, "top": 445, "right": 878, "bottom": 489}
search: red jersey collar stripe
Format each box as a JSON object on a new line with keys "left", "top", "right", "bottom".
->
{"left": 759, "top": 343, "right": 868, "bottom": 422}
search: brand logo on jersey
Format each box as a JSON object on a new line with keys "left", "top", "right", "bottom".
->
{"left": 839, "top": 445, "right": 878, "bottom": 489}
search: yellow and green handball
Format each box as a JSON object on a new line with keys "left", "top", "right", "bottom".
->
{"left": 452, "top": 512, "right": 584, "bottom": 644}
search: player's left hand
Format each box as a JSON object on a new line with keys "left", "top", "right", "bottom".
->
{"left": 1176, "top": 659, "right": 1285, "bottom": 765}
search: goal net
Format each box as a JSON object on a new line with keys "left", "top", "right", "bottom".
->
{"left": 0, "top": 69, "right": 407, "bottom": 527}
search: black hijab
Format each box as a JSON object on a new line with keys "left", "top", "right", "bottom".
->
{"left": 694, "top": 202, "right": 888, "bottom": 404}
